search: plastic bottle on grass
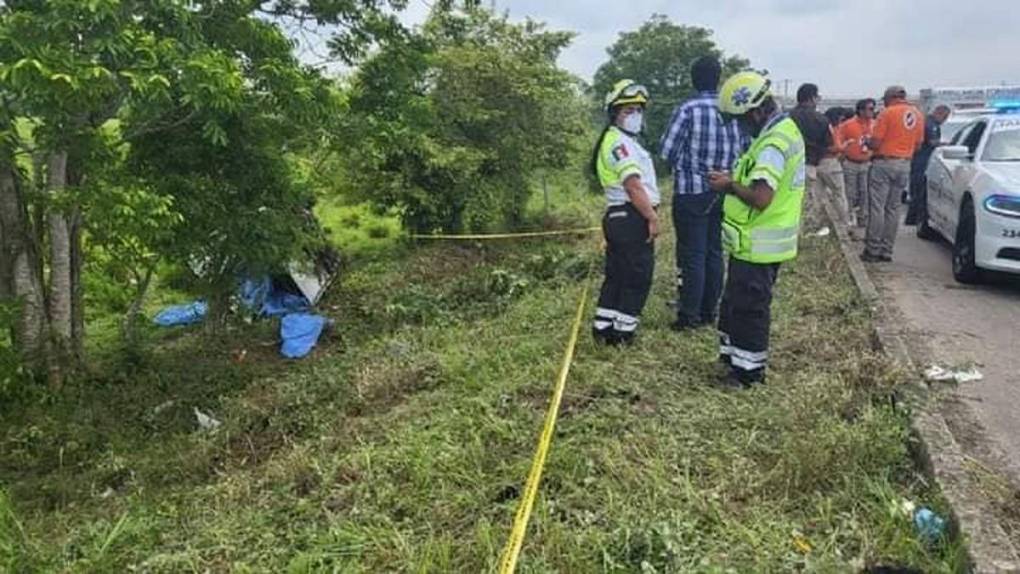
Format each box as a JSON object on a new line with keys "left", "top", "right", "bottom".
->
{"left": 913, "top": 507, "right": 946, "bottom": 544}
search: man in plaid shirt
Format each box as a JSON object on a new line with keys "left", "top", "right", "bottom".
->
{"left": 660, "top": 56, "right": 746, "bottom": 331}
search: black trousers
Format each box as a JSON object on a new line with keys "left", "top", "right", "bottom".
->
{"left": 593, "top": 203, "right": 654, "bottom": 343}
{"left": 718, "top": 257, "right": 780, "bottom": 383}
{"left": 904, "top": 173, "right": 926, "bottom": 226}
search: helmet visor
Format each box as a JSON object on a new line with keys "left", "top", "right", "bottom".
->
{"left": 620, "top": 83, "right": 649, "bottom": 100}
{"left": 748, "top": 78, "right": 772, "bottom": 108}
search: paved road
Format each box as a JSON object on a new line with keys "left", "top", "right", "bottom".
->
{"left": 863, "top": 222, "right": 1020, "bottom": 483}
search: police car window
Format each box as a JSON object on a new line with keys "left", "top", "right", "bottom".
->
{"left": 962, "top": 122, "right": 985, "bottom": 154}
{"left": 950, "top": 123, "right": 974, "bottom": 146}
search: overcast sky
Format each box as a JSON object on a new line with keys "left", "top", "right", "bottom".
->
{"left": 389, "top": 0, "right": 1020, "bottom": 98}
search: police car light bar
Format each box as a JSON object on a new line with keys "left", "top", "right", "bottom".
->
{"left": 990, "top": 101, "right": 1020, "bottom": 113}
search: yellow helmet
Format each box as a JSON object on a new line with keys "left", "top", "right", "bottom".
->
{"left": 719, "top": 72, "right": 772, "bottom": 116}
{"left": 604, "top": 79, "right": 649, "bottom": 113}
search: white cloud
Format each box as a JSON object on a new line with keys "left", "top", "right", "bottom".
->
{"left": 396, "top": 0, "right": 1020, "bottom": 98}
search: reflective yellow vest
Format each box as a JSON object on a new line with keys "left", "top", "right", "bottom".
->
{"left": 721, "top": 116, "right": 806, "bottom": 263}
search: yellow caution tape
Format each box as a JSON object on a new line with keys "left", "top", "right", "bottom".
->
{"left": 410, "top": 227, "right": 600, "bottom": 240}
{"left": 497, "top": 277, "right": 591, "bottom": 574}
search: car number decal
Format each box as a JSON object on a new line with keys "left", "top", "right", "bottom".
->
{"left": 991, "top": 118, "right": 1020, "bottom": 132}
{"left": 1003, "top": 229, "right": 1020, "bottom": 239}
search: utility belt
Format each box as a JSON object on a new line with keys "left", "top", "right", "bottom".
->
{"left": 604, "top": 202, "right": 657, "bottom": 243}
{"left": 606, "top": 202, "right": 658, "bottom": 217}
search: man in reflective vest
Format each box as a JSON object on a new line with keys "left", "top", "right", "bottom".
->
{"left": 707, "top": 72, "right": 806, "bottom": 388}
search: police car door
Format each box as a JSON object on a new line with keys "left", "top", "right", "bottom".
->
{"left": 929, "top": 122, "right": 974, "bottom": 236}
{"left": 949, "top": 121, "right": 987, "bottom": 238}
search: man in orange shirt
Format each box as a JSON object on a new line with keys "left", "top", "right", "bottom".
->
{"left": 862, "top": 86, "right": 924, "bottom": 262}
{"left": 838, "top": 98, "right": 876, "bottom": 229}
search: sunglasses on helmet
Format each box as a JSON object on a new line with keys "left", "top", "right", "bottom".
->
{"left": 620, "top": 83, "right": 649, "bottom": 100}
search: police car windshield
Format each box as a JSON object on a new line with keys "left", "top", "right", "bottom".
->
{"left": 983, "top": 125, "right": 1020, "bottom": 162}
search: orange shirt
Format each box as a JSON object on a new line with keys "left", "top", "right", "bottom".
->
{"left": 873, "top": 101, "right": 924, "bottom": 159}
{"left": 838, "top": 117, "right": 874, "bottom": 162}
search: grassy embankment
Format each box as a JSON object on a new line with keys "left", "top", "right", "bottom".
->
{"left": 0, "top": 182, "right": 964, "bottom": 572}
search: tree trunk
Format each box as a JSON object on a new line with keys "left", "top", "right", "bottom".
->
{"left": 0, "top": 162, "right": 49, "bottom": 372}
{"left": 0, "top": 193, "right": 10, "bottom": 304}
{"left": 123, "top": 266, "right": 154, "bottom": 347}
{"left": 68, "top": 160, "right": 86, "bottom": 364}
{"left": 46, "top": 151, "right": 73, "bottom": 384}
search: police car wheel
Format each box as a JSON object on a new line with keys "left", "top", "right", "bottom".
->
{"left": 952, "top": 199, "right": 982, "bottom": 284}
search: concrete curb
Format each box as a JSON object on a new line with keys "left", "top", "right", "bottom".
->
{"left": 820, "top": 198, "right": 1020, "bottom": 574}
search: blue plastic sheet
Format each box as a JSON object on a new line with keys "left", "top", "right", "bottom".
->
{"left": 280, "top": 313, "right": 328, "bottom": 359}
{"left": 238, "top": 277, "right": 272, "bottom": 312}
{"left": 263, "top": 292, "right": 310, "bottom": 317}
{"left": 238, "top": 277, "right": 309, "bottom": 317}
{"left": 153, "top": 301, "right": 208, "bottom": 327}
{"left": 155, "top": 277, "right": 326, "bottom": 359}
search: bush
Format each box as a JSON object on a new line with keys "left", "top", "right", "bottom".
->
{"left": 339, "top": 7, "right": 589, "bottom": 233}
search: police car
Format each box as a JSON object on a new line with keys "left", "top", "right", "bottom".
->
{"left": 919, "top": 103, "right": 1020, "bottom": 283}
{"left": 940, "top": 109, "right": 993, "bottom": 144}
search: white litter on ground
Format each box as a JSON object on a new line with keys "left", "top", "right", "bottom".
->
{"left": 811, "top": 227, "right": 831, "bottom": 238}
{"left": 924, "top": 365, "right": 984, "bottom": 384}
{"left": 194, "top": 407, "right": 222, "bottom": 431}
{"left": 152, "top": 400, "right": 175, "bottom": 415}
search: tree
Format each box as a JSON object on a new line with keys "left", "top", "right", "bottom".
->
{"left": 0, "top": 0, "right": 405, "bottom": 383}
{"left": 592, "top": 14, "right": 749, "bottom": 156}
{"left": 339, "top": 6, "right": 589, "bottom": 233}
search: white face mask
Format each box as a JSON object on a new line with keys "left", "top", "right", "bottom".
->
{"left": 621, "top": 111, "right": 643, "bottom": 134}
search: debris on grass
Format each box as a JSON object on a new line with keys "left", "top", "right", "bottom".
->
{"left": 193, "top": 407, "right": 222, "bottom": 432}
{"left": 924, "top": 364, "right": 984, "bottom": 384}
{"left": 914, "top": 507, "right": 948, "bottom": 545}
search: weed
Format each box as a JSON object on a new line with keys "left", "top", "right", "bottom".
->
{"left": 0, "top": 198, "right": 964, "bottom": 572}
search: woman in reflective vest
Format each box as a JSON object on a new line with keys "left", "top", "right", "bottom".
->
{"left": 590, "top": 80, "right": 661, "bottom": 345}
{"left": 707, "top": 71, "right": 806, "bottom": 387}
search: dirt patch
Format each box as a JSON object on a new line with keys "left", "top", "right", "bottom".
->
{"left": 346, "top": 355, "right": 443, "bottom": 417}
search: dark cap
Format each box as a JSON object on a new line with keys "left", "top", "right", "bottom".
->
{"left": 883, "top": 85, "right": 907, "bottom": 100}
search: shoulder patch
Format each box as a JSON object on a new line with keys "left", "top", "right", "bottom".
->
{"left": 611, "top": 142, "right": 630, "bottom": 162}
{"left": 903, "top": 110, "right": 918, "bottom": 130}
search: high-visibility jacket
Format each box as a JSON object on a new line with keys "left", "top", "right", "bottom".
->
{"left": 722, "top": 115, "right": 806, "bottom": 263}
{"left": 596, "top": 126, "right": 660, "bottom": 207}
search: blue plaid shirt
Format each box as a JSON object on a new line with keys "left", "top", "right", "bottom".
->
{"left": 660, "top": 91, "right": 747, "bottom": 195}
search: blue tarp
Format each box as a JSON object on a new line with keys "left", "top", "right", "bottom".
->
{"left": 280, "top": 313, "right": 328, "bottom": 359}
{"left": 154, "top": 278, "right": 327, "bottom": 359}
{"left": 238, "top": 277, "right": 310, "bottom": 317}
{"left": 153, "top": 301, "right": 208, "bottom": 327}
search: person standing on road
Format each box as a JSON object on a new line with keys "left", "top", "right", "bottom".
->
{"left": 838, "top": 99, "right": 876, "bottom": 229}
{"left": 818, "top": 107, "right": 852, "bottom": 225}
{"left": 591, "top": 80, "right": 661, "bottom": 345}
{"left": 789, "top": 83, "right": 832, "bottom": 209}
{"left": 905, "top": 104, "right": 951, "bottom": 226}
{"left": 862, "top": 86, "right": 924, "bottom": 263}
{"left": 707, "top": 72, "right": 806, "bottom": 388}
{"left": 659, "top": 56, "right": 745, "bottom": 331}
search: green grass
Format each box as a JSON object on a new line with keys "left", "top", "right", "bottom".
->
{"left": 0, "top": 196, "right": 965, "bottom": 572}
{"left": 315, "top": 200, "right": 403, "bottom": 260}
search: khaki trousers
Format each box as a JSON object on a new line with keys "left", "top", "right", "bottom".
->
{"left": 842, "top": 160, "right": 870, "bottom": 228}
{"left": 818, "top": 157, "right": 849, "bottom": 225}
{"left": 865, "top": 158, "right": 911, "bottom": 258}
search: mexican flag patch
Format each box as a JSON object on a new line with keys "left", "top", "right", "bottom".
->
{"left": 611, "top": 143, "right": 630, "bottom": 161}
